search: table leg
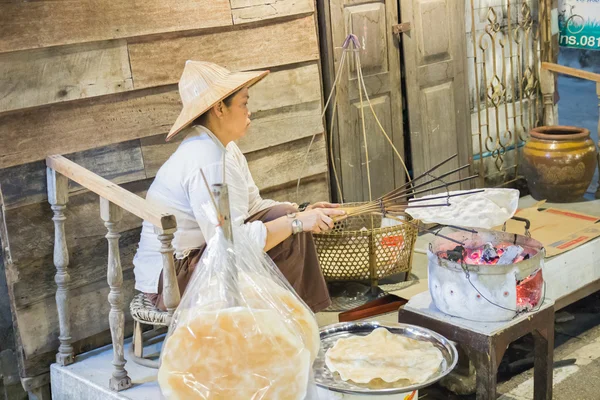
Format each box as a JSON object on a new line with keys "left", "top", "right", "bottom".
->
{"left": 533, "top": 326, "right": 554, "bottom": 400}
{"left": 466, "top": 338, "right": 507, "bottom": 400}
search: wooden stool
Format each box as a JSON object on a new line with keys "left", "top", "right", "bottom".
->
{"left": 398, "top": 292, "right": 554, "bottom": 400}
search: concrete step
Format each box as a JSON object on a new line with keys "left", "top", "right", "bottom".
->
{"left": 51, "top": 337, "right": 162, "bottom": 400}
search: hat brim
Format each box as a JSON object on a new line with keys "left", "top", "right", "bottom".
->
{"left": 166, "top": 69, "right": 270, "bottom": 142}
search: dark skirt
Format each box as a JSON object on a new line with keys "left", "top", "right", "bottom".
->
{"left": 145, "top": 204, "right": 331, "bottom": 313}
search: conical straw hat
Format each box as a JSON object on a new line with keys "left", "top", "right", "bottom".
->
{"left": 166, "top": 61, "right": 269, "bottom": 142}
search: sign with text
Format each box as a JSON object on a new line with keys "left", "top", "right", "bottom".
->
{"left": 558, "top": 0, "right": 600, "bottom": 50}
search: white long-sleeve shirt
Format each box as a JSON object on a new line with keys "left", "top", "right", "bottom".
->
{"left": 132, "top": 125, "right": 285, "bottom": 293}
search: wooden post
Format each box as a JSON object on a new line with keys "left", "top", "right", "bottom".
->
{"left": 156, "top": 227, "right": 180, "bottom": 316}
{"left": 211, "top": 183, "right": 239, "bottom": 303}
{"left": 211, "top": 183, "right": 233, "bottom": 242}
{"left": 540, "top": 68, "right": 558, "bottom": 126}
{"left": 100, "top": 197, "right": 132, "bottom": 391}
{"left": 47, "top": 168, "right": 74, "bottom": 366}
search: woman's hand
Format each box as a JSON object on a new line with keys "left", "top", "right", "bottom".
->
{"left": 296, "top": 208, "right": 346, "bottom": 233}
{"left": 307, "top": 201, "right": 341, "bottom": 210}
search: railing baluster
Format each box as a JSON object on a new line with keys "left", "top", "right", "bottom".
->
{"left": 100, "top": 198, "right": 132, "bottom": 391}
{"left": 46, "top": 155, "right": 179, "bottom": 381}
{"left": 47, "top": 168, "right": 74, "bottom": 366}
{"left": 155, "top": 227, "right": 180, "bottom": 317}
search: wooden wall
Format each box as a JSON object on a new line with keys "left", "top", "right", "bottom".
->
{"left": 0, "top": 0, "right": 329, "bottom": 387}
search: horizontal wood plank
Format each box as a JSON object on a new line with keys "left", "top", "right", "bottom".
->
{"left": 15, "top": 320, "right": 134, "bottom": 382}
{"left": 0, "top": 60, "right": 321, "bottom": 170}
{"left": 0, "top": 87, "right": 181, "bottom": 170}
{"left": 231, "top": 0, "right": 314, "bottom": 24}
{"left": 11, "top": 227, "right": 141, "bottom": 311}
{"left": 0, "top": 140, "right": 146, "bottom": 209}
{"left": 128, "top": 16, "right": 319, "bottom": 89}
{"left": 141, "top": 132, "right": 327, "bottom": 193}
{"left": 4, "top": 180, "right": 149, "bottom": 267}
{"left": 262, "top": 173, "right": 330, "bottom": 204}
{"left": 0, "top": 62, "right": 324, "bottom": 209}
{"left": 0, "top": 0, "right": 232, "bottom": 53}
{"left": 0, "top": 40, "right": 133, "bottom": 113}
{"left": 239, "top": 100, "right": 323, "bottom": 153}
{"left": 542, "top": 62, "right": 600, "bottom": 83}
{"left": 0, "top": 103, "right": 323, "bottom": 209}
{"left": 0, "top": 13, "right": 319, "bottom": 112}
{"left": 247, "top": 133, "right": 328, "bottom": 190}
{"left": 247, "top": 62, "right": 321, "bottom": 113}
{"left": 14, "top": 268, "right": 136, "bottom": 359}
{"left": 46, "top": 155, "right": 176, "bottom": 230}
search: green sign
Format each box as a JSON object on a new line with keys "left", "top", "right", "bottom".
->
{"left": 559, "top": 0, "right": 600, "bottom": 51}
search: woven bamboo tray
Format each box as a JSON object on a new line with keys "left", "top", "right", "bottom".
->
{"left": 313, "top": 203, "right": 419, "bottom": 289}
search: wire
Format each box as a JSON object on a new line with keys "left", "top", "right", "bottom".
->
{"left": 295, "top": 49, "right": 348, "bottom": 200}
{"left": 461, "top": 263, "right": 547, "bottom": 316}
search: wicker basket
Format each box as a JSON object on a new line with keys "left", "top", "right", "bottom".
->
{"left": 314, "top": 203, "right": 419, "bottom": 288}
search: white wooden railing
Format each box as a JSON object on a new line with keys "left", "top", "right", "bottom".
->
{"left": 46, "top": 155, "right": 180, "bottom": 391}
{"left": 541, "top": 62, "right": 600, "bottom": 199}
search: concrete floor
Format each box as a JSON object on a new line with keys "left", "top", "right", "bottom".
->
{"left": 413, "top": 293, "right": 600, "bottom": 400}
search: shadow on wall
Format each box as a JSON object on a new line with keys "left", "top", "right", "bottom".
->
{"left": 0, "top": 257, "right": 15, "bottom": 354}
{"left": 0, "top": 257, "right": 28, "bottom": 400}
{"left": 557, "top": 48, "right": 600, "bottom": 195}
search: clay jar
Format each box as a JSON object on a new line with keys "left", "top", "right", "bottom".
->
{"left": 523, "top": 126, "right": 597, "bottom": 203}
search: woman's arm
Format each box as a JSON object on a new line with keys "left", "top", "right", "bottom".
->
{"left": 187, "top": 165, "right": 269, "bottom": 249}
{"left": 263, "top": 208, "right": 347, "bottom": 251}
{"left": 187, "top": 163, "right": 345, "bottom": 252}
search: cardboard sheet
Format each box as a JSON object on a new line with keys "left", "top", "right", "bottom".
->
{"left": 495, "top": 201, "right": 600, "bottom": 257}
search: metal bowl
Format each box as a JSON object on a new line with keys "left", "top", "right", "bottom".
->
{"left": 314, "top": 321, "right": 458, "bottom": 395}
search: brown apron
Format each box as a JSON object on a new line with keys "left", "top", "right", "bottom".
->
{"left": 145, "top": 204, "right": 331, "bottom": 312}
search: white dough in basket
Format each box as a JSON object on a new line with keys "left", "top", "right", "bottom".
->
{"left": 405, "top": 188, "right": 519, "bottom": 229}
{"left": 325, "top": 328, "right": 443, "bottom": 385}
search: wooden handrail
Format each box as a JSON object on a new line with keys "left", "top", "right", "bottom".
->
{"left": 542, "top": 62, "right": 600, "bottom": 83}
{"left": 46, "top": 155, "right": 176, "bottom": 231}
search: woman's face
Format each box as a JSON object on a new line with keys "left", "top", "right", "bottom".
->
{"left": 222, "top": 87, "right": 251, "bottom": 140}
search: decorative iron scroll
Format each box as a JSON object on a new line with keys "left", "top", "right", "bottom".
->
{"left": 468, "top": 0, "right": 544, "bottom": 187}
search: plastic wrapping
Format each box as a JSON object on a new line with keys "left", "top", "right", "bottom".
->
{"left": 405, "top": 188, "right": 519, "bottom": 229}
{"left": 158, "top": 207, "right": 321, "bottom": 399}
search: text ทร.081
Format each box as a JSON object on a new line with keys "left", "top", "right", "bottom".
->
{"left": 560, "top": 35, "right": 599, "bottom": 47}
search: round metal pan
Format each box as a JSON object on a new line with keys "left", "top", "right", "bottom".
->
{"left": 314, "top": 321, "right": 458, "bottom": 395}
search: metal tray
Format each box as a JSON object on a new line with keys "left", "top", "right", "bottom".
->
{"left": 314, "top": 321, "right": 458, "bottom": 395}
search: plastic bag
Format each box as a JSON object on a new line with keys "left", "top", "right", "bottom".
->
{"left": 405, "top": 188, "right": 519, "bottom": 229}
{"left": 158, "top": 205, "right": 321, "bottom": 400}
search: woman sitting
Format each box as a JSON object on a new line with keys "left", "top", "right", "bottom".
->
{"left": 133, "top": 61, "right": 345, "bottom": 313}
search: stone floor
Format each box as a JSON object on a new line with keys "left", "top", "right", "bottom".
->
{"left": 417, "top": 293, "right": 600, "bottom": 400}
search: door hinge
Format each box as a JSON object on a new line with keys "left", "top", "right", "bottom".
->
{"left": 392, "top": 22, "right": 411, "bottom": 35}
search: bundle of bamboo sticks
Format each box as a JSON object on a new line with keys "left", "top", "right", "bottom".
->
{"left": 336, "top": 154, "right": 481, "bottom": 221}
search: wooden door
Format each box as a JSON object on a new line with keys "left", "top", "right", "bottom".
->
{"left": 400, "top": 0, "right": 473, "bottom": 191}
{"left": 327, "top": 0, "right": 406, "bottom": 202}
